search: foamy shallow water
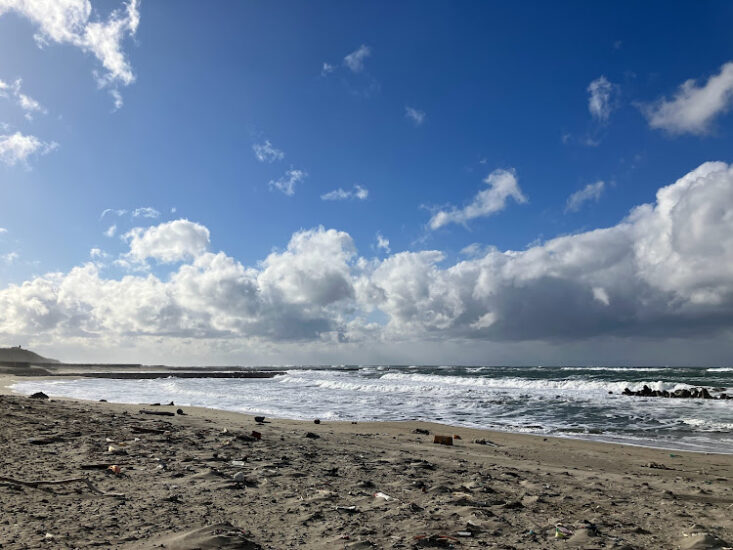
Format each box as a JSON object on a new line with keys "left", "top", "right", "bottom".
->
{"left": 12, "top": 365, "right": 733, "bottom": 454}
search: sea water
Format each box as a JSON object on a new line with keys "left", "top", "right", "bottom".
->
{"left": 11, "top": 365, "right": 733, "bottom": 453}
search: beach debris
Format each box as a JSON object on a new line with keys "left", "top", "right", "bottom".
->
{"left": 453, "top": 434, "right": 462, "bottom": 440}
{"left": 139, "top": 409, "right": 176, "bottom": 417}
{"left": 644, "top": 462, "right": 672, "bottom": 470}
{"left": 167, "top": 401, "right": 175, "bottom": 406}
{"left": 107, "top": 465, "right": 122, "bottom": 475}
{"left": 412, "top": 428, "right": 430, "bottom": 435}
{"left": 313, "top": 419, "right": 321, "bottom": 424}
{"left": 231, "top": 460, "right": 245, "bottom": 467}
{"left": 305, "top": 432, "right": 320, "bottom": 439}
{"left": 254, "top": 415, "right": 265, "bottom": 423}
{"left": 335, "top": 505, "right": 359, "bottom": 513}
{"left": 28, "top": 392, "right": 49, "bottom": 400}
{"left": 433, "top": 435, "right": 453, "bottom": 446}
{"left": 107, "top": 444, "right": 126, "bottom": 455}
{"left": 99, "top": 399, "right": 108, "bottom": 402}
{"left": 455, "top": 531, "right": 472, "bottom": 537}
{"left": 374, "top": 491, "right": 392, "bottom": 501}
{"left": 555, "top": 525, "right": 573, "bottom": 538}
{"left": 251, "top": 430, "right": 262, "bottom": 440}
{"left": 176, "top": 408, "right": 185, "bottom": 415}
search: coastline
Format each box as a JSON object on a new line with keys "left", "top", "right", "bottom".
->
{"left": 1, "top": 373, "right": 732, "bottom": 548}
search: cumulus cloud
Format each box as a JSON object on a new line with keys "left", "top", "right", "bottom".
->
{"left": 405, "top": 106, "right": 426, "bottom": 126}
{"left": 0, "top": 131, "right": 57, "bottom": 166}
{"left": 252, "top": 140, "right": 284, "bottom": 163}
{"left": 269, "top": 169, "right": 306, "bottom": 196}
{"left": 587, "top": 76, "right": 615, "bottom": 122}
{"left": 0, "top": 0, "right": 141, "bottom": 102}
{"left": 344, "top": 44, "right": 370, "bottom": 73}
{"left": 104, "top": 224, "right": 117, "bottom": 238}
{"left": 2, "top": 162, "right": 733, "bottom": 354}
{"left": 642, "top": 61, "right": 733, "bottom": 135}
{"left": 124, "top": 219, "right": 210, "bottom": 264}
{"left": 565, "top": 181, "right": 605, "bottom": 213}
{"left": 429, "top": 169, "right": 527, "bottom": 230}
{"left": 321, "top": 184, "right": 368, "bottom": 201}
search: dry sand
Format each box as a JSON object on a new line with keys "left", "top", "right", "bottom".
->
{"left": 0, "top": 374, "right": 732, "bottom": 549}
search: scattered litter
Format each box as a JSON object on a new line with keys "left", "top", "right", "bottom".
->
{"left": 433, "top": 435, "right": 453, "bottom": 446}
{"left": 453, "top": 434, "right": 462, "bottom": 440}
{"left": 251, "top": 430, "right": 262, "bottom": 440}
{"left": 473, "top": 438, "right": 498, "bottom": 447}
{"left": 336, "top": 505, "right": 359, "bottom": 513}
{"left": 29, "top": 392, "right": 49, "bottom": 400}
{"left": 107, "top": 445, "right": 126, "bottom": 455}
{"left": 455, "top": 531, "right": 472, "bottom": 537}
{"left": 374, "top": 491, "right": 392, "bottom": 501}
{"left": 412, "top": 428, "right": 430, "bottom": 435}
{"left": 305, "top": 432, "right": 320, "bottom": 439}
{"left": 644, "top": 462, "right": 672, "bottom": 470}
{"left": 414, "top": 534, "right": 457, "bottom": 547}
{"left": 254, "top": 416, "right": 265, "bottom": 423}
{"left": 314, "top": 419, "right": 321, "bottom": 424}
{"left": 176, "top": 408, "right": 185, "bottom": 415}
{"left": 231, "top": 460, "right": 245, "bottom": 467}
{"left": 555, "top": 525, "right": 573, "bottom": 538}
{"left": 107, "top": 465, "right": 122, "bottom": 475}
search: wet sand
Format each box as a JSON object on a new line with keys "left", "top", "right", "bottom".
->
{"left": 1, "top": 374, "right": 732, "bottom": 549}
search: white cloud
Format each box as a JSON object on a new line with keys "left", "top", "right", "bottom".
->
{"left": 565, "top": 181, "right": 605, "bottom": 213}
{"left": 132, "top": 207, "right": 160, "bottom": 219}
{"left": 429, "top": 169, "right": 527, "bottom": 230}
{"left": 376, "top": 233, "right": 390, "bottom": 253}
{"left": 0, "top": 0, "right": 141, "bottom": 103}
{"left": 0, "top": 131, "right": 57, "bottom": 166}
{"left": 1, "top": 252, "right": 18, "bottom": 263}
{"left": 252, "top": 140, "right": 284, "bottom": 163}
{"left": 269, "top": 169, "right": 306, "bottom": 196}
{"left": 321, "top": 184, "right": 368, "bottom": 201}
{"left": 104, "top": 224, "right": 117, "bottom": 238}
{"left": 100, "top": 208, "right": 127, "bottom": 219}
{"left": 642, "top": 61, "right": 733, "bottom": 135}
{"left": 2, "top": 162, "right": 733, "bottom": 358}
{"left": 110, "top": 89, "right": 123, "bottom": 110}
{"left": 321, "top": 62, "right": 335, "bottom": 76}
{"left": 124, "top": 219, "right": 210, "bottom": 264}
{"left": 587, "top": 76, "right": 614, "bottom": 122}
{"left": 344, "top": 44, "right": 370, "bottom": 73}
{"left": 0, "top": 227, "right": 7, "bottom": 234}
{"left": 0, "top": 78, "right": 47, "bottom": 119}
{"left": 405, "top": 106, "right": 426, "bottom": 126}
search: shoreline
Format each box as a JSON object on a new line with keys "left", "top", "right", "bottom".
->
{"left": 0, "top": 374, "right": 731, "bottom": 548}
{"left": 5, "top": 372, "right": 733, "bottom": 457}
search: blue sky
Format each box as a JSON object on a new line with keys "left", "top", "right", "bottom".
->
{"left": 1, "top": 1, "right": 733, "bottom": 365}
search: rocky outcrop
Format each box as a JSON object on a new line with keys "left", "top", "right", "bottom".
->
{"left": 622, "top": 385, "right": 731, "bottom": 399}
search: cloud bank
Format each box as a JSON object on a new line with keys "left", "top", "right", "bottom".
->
{"left": 2, "top": 162, "right": 733, "bottom": 361}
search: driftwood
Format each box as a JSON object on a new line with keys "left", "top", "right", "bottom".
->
{"left": 0, "top": 475, "right": 125, "bottom": 498}
{"left": 138, "top": 409, "right": 175, "bottom": 417}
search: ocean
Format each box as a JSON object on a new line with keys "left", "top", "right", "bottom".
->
{"left": 12, "top": 365, "right": 733, "bottom": 454}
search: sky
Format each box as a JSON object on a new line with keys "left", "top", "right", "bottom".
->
{"left": 1, "top": 1, "right": 733, "bottom": 365}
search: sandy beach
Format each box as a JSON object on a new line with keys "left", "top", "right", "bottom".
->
{"left": 0, "top": 374, "right": 731, "bottom": 549}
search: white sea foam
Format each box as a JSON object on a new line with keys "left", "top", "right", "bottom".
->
{"left": 9, "top": 366, "right": 733, "bottom": 453}
{"left": 707, "top": 367, "right": 733, "bottom": 372}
